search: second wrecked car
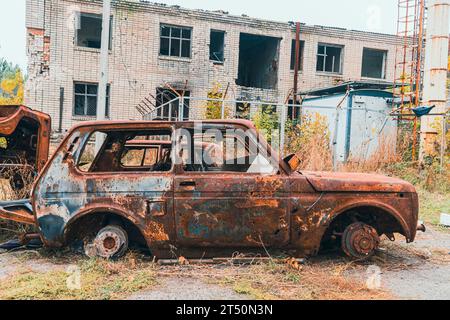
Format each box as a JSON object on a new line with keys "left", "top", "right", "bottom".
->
{"left": 0, "top": 120, "right": 423, "bottom": 260}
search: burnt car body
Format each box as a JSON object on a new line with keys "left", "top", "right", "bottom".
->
{"left": 0, "top": 120, "right": 422, "bottom": 259}
{"left": 0, "top": 105, "right": 51, "bottom": 191}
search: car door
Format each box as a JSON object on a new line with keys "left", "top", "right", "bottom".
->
{"left": 173, "top": 124, "right": 291, "bottom": 248}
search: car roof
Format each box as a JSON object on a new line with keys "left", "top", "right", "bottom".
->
{"left": 70, "top": 119, "right": 256, "bottom": 131}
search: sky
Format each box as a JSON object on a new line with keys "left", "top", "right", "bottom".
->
{"left": 0, "top": 0, "right": 397, "bottom": 72}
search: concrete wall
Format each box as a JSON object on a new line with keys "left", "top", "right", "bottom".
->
{"left": 25, "top": 0, "right": 403, "bottom": 133}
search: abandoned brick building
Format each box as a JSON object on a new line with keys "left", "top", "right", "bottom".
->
{"left": 25, "top": 0, "right": 403, "bottom": 132}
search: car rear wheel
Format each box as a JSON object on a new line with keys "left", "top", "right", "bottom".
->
{"left": 89, "top": 225, "right": 129, "bottom": 259}
{"left": 341, "top": 222, "right": 380, "bottom": 260}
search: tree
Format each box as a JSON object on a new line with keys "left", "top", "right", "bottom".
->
{"left": 252, "top": 105, "right": 279, "bottom": 145}
{"left": 204, "top": 83, "right": 231, "bottom": 119}
{"left": 0, "top": 58, "right": 24, "bottom": 105}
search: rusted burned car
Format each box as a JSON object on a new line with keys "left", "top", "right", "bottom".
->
{"left": 0, "top": 105, "right": 51, "bottom": 190}
{"left": 0, "top": 120, "right": 423, "bottom": 260}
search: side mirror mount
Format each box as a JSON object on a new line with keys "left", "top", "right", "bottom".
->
{"left": 283, "top": 153, "right": 301, "bottom": 172}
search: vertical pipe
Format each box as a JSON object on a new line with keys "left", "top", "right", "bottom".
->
{"left": 95, "top": 0, "right": 111, "bottom": 152}
{"left": 412, "top": 0, "right": 426, "bottom": 160}
{"left": 293, "top": 22, "right": 301, "bottom": 119}
{"left": 58, "top": 87, "right": 64, "bottom": 132}
{"left": 420, "top": 0, "right": 450, "bottom": 160}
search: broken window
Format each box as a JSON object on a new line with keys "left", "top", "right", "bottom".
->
{"left": 177, "top": 126, "right": 276, "bottom": 174}
{"left": 237, "top": 33, "right": 280, "bottom": 89}
{"left": 160, "top": 24, "right": 192, "bottom": 58}
{"left": 235, "top": 102, "right": 251, "bottom": 119}
{"left": 155, "top": 88, "right": 190, "bottom": 121}
{"left": 78, "top": 130, "right": 173, "bottom": 173}
{"left": 361, "top": 48, "right": 387, "bottom": 79}
{"left": 76, "top": 13, "right": 112, "bottom": 49}
{"left": 210, "top": 30, "right": 225, "bottom": 63}
{"left": 73, "top": 82, "right": 110, "bottom": 117}
{"left": 316, "top": 44, "right": 343, "bottom": 73}
{"left": 290, "top": 40, "right": 305, "bottom": 71}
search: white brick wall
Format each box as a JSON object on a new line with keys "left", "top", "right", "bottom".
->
{"left": 25, "top": 0, "right": 405, "bottom": 132}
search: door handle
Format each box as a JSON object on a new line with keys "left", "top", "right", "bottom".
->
{"left": 180, "top": 181, "right": 196, "bottom": 187}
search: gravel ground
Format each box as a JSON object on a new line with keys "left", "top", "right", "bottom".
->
{"left": 128, "top": 277, "right": 251, "bottom": 300}
{"left": 381, "top": 227, "right": 450, "bottom": 300}
{"left": 381, "top": 264, "right": 450, "bottom": 300}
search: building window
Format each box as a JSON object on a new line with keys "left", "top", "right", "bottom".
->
{"left": 74, "top": 82, "right": 110, "bottom": 117}
{"left": 210, "top": 30, "right": 225, "bottom": 63}
{"left": 361, "top": 48, "right": 387, "bottom": 79}
{"left": 155, "top": 88, "right": 190, "bottom": 121}
{"left": 76, "top": 13, "right": 112, "bottom": 49}
{"left": 316, "top": 44, "right": 343, "bottom": 73}
{"left": 160, "top": 24, "right": 192, "bottom": 58}
{"left": 237, "top": 33, "right": 280, "bottom": 89}
{"left": 290, "top": 40, "right": 305, "bottom": 70}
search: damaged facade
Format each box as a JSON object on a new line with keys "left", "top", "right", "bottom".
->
{"left": 25, "top": 0, "right": 402, "bottom": 133}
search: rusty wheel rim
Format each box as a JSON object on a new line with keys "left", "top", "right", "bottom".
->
{"left": 93, "top": 226, "right": 128, "bottom": 259}
{"left": 342, "top": 222, "right": 380, "bottom": 259}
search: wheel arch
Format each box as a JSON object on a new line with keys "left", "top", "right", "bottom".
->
{"left": 63, "top": 206, "right": 149, "bottom": 250}
{"left": 320, "top": 200, "right": 412, "bottom": 247}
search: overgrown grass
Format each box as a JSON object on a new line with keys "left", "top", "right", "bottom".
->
{"left": 210, "top": 261, "right": 392, "bottom": 300}
{"left": 0, "top": 253, "right": 157, "bottom": 300}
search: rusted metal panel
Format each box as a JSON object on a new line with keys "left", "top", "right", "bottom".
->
{"left": 0, "top": 200, "right": 35, "bottom": 225}
{"left": 301, "top": 171, "right": 417, "bottom": 193}
{"left": 174, "top": 175, "right": 291, "bottom": 247}
{"left": 0, "top": 105, "right": 51, "bottom": 174}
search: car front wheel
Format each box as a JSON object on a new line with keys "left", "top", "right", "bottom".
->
{"left": 341, "top": 222, "right": 380, "bottom": 260}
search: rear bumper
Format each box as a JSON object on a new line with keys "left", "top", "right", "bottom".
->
{"left": 0, "top": 199, "right": 35, "bottom": 225}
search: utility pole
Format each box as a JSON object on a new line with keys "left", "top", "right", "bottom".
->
{"left": 292, "top": 22, "right": 301, "bottom": 119}
{"left": 419, "top": 0, "right": 450, "bottom": 161}
{"left": 95, "top": 0, "right": 112, "bottom": 152}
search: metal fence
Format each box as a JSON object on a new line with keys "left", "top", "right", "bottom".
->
{"left": 137, "top": 96, "right": 399, "bottom": 168}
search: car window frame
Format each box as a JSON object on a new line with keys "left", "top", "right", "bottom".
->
{"left": 175, "top": 124, "right": 282, "bottom": 176}
{"left": 74, "top": 127, "right": 175, "bottom": 176}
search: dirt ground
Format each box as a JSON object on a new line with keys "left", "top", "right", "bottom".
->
{"left": 0, "top": 226, "right": 448, "bottom": 300}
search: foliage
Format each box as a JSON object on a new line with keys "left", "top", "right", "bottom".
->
{"left": 0, "top": 58, "right": 24, "bottom": 105}
{"left": 204, "top": 83, "right": 231, "bottom": 119}
{"left": 285, "top": 112, "right": 332, "bottom": 171}
{"left": 252, "top": 105, "right": 279, "bottom": 145}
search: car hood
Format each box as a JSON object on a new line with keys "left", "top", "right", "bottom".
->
{"left": 300, "top": 171, "right": 416, "bottom": 193}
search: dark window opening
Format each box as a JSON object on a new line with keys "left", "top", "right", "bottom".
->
{"left": 237, "top": 33, "right": 280, "bottom": 89}
{"left": 235, "top": 102, "right": 251, "bottom": 119}
{"left": 290, "top": 40, "right": 305, "bottom": 70}
{"left": 155, "top": 88, "right": 190, "bottom": 121}
{"left": 361, "top": 48, "right": 387, "bottom": 79}
{"left": 78, "top": 130, "right": 173, "bottom": 173}
{"left": 74, "top": 82, "right": 110, "bottom": 117}
{"left": 76, "top": 13, "right": 112, "bottom": 49}
{"left": 316, "top": 44, "right": 343, "bottom": 73}
{"left": 160, "top": 24, "right": 192, "bottom": 58}
{"left": 210, "top": 30, "right": 225, "bottom": 63}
